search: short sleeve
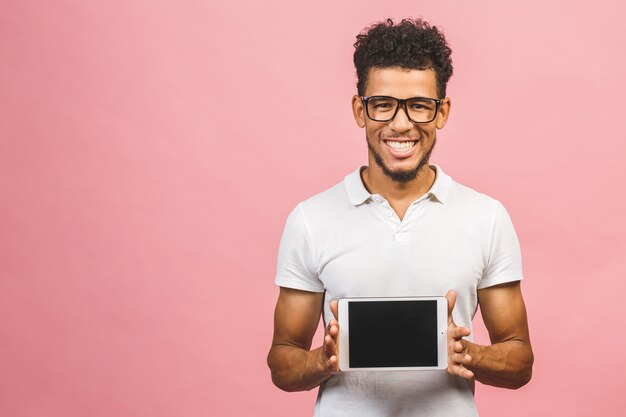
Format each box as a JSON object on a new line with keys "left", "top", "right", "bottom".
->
{"left": 478, "top": 202, "right": 524, "bottom": 289}
{"left": 274, "top": 204, "right": 325, "bottom": 292}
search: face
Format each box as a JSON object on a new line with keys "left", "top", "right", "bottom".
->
{"left": 352, "top": 67, "right": 450, "bottom": 183}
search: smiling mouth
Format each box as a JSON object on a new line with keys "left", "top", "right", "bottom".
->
{"left": 384, "top": 140, "right": 417, "bottom": 152}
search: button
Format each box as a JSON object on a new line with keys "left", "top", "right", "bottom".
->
{"left": 385, "top": 210, "right": 393, "bottom": 218}
{"left": 394, "top": 233, "right": 409, "bottom": 242}
{"left": 374, "top": 198, "right": 382, "bottom": 204}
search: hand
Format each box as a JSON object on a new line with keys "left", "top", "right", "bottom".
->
{"left": 445, "top": 290, "right": 474, "bottom": 379}
{"left": 318, "top": 299, "right": 340, "bottom": 374}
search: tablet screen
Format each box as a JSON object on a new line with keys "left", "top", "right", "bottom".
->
{"left": 348, "top": 300, "right": 438, "bottom": 368}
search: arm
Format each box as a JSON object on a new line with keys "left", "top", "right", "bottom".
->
{"left": 446, "top": 281, "right": 534, "bottom": 389}
{"left": 267, "top": 287, "right": 340, "bottom": 392}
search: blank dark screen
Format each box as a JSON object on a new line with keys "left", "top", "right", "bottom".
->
{"left": 348, "top": 300, "right": 438, "bottom": 368}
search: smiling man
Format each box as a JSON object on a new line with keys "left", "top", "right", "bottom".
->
{"left": 267, "top": 18, "right": 533, "bottom": 416}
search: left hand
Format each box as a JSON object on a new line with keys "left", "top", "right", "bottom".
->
{"left": 445, "top": 290, "right": 474, "bottom": 379}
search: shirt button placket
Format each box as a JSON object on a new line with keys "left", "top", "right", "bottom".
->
{"left": 394, "top": 232, "right": 409, "bottom": 242}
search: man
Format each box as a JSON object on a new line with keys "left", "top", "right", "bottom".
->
{"left": 267, "top": 18, "right": 533, "bottom": 416}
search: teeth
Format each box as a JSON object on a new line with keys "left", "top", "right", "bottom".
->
{"left": 386, "top": 141, "right": 416, "bottom": 151}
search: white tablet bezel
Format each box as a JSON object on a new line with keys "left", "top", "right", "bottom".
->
{"left": 338, "top": 296, "right": 448, "bottom": 371}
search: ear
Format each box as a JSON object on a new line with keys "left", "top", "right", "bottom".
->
{"left": 352, "top": 95, "right": 366, "bottom": 128}
{"left": 436, "top": 97, "right": 451, "bottom": 129}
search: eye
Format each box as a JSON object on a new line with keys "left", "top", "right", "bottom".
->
{"left": 408, "top": 99, "right": 435, "bottom": 111}
{"left": 368, "top": 98, "right": 396, "bottom": 111}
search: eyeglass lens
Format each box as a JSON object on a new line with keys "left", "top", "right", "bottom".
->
{"left": 366, "top": 97, "right": 438, "bottom": 123}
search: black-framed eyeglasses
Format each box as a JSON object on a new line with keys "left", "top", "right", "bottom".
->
{"left": 361, "top": 95, "right": 442, "bottom": 123}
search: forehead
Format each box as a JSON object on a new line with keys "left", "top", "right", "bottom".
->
{"left": 365, "top": 67, "right": 438, "bottom": 98}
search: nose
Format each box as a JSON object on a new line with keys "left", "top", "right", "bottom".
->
{"left": 388, "top": 103, "right": 413, "bottom": 133}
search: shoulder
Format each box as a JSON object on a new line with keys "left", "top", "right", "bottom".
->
{"left": 282, "top": 169, "right": 363, "bottom": 240}
{"left": 296, "top": 170, "right": 359, "bottom": 218}
{"left": 432, "top": 165, "right": 503, "bottom": 213}
{"left": 449, "top": 181, "right": 504, "bottom": 211}
{"left": 300, "top": 181, "right": 349, "bottom": 210}
{"left": 439, "top": 171, "right": 510, "bottom": 227}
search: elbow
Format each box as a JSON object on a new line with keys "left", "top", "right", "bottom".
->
{"left": 510, "top": 350, "right": 534, "bottom": 389}
{"left": 269, "top": 369, "right": 309, "bottom": 393}
{"left": 268, "top": 364, "right": 292, "bottom": 392}
{"left": 267, "top": 351, "right": 285, "bottom": 391}
{"left": 267, "top": 350, "right": 299, "bottom": 392}
{"left": 271, "top": 374, "right": 300, "bottom": 392}
{"left": 270, "top": 372, "right": 290, "bottom": 392}
{"left": 510, "top": 366, "right": 532, "bottom": 389}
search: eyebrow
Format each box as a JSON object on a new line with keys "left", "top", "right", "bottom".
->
{"left": 365, "top": 95, "right": 437, "bottom": 101}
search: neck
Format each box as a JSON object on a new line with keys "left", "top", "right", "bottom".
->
{"left": 361, "top": 162, "right": 436, "bottom": 203}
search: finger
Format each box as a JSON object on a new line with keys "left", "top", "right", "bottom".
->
{"left": 450, "top": 352, "right": 472, "bottom": 365}
{"left": 326, "top": 319, "right": 339, "bottom": 337}
{"left": 324, "top": 338, "right": 340, "bottom": 373}
{"left": 329, "top": 299, "right": 339, "bottom": 320}
{"left": 447, "top": 338, "right": 466, "bottom": 352}
{"left": 445, "top": 290, "right": 456, "bottom": 325}
{"left": 324, "top": 334, "right": 338, "bottom": 357}
{"left": 326, "top": 354, "right": 339, "bottom": 373}
{"left": 449, "top": 325, "right": 471, "bottom": 339}
{"left": 452, "top": 366, "right": 474, "bottom": 379}
{"left": 447, "top": 363, "right": 474, "bottom": 379}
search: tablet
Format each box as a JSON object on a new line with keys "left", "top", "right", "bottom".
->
{"left": 338, "top": 296, "right": 448, "bottom": 371}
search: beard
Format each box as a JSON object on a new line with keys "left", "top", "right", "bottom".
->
{"left": 367, "top": 137, "right": 436, "bottom": 183}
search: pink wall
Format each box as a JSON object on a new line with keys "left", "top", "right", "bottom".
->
{"left": 1, "top": 1, "right": 625, "bottom": 416}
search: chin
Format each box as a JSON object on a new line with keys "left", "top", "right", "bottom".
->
{"left": 383, "top": 166, "right": 421, "bottom": 183}
{"left": 368, "top": 137, "right": 436, "bottom": 183}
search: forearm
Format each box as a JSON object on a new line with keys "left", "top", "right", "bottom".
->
{"left": 267, "top": 344, "right": 333, "bottom": 392}
{"left": 464, "top": 339, "right": 534, "bottom": 389}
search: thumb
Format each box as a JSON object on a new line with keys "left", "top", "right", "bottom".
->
{"left": 329, "top": 299, "right": 339, "bottom": 321}
{"left": 445, "top": 290, "right": 456, "bottom": 325}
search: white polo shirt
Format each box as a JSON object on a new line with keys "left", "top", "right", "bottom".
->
{"left": 275, "top": 165, "right": 523, "bottom": 417}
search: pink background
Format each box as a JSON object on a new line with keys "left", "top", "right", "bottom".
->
{"left": 1, "top": 1, "right": 625, "bottom": 416}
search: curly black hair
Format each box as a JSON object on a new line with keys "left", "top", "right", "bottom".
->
{"left": 353, "top": 18, "right": 453, "bottom": 98}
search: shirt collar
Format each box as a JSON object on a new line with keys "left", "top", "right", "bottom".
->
{"left": 344, "top": 164, "right": 452, "bottom": 206}
{"left": 344, "top": 167, "right": 371, "bottom": 206}
{"left": 427, "top": 164, "right": 452, "bottom": 204}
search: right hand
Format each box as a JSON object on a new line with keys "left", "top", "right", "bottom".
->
{"left": 318, "top": 299, "right": 340, "bottom": 374}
